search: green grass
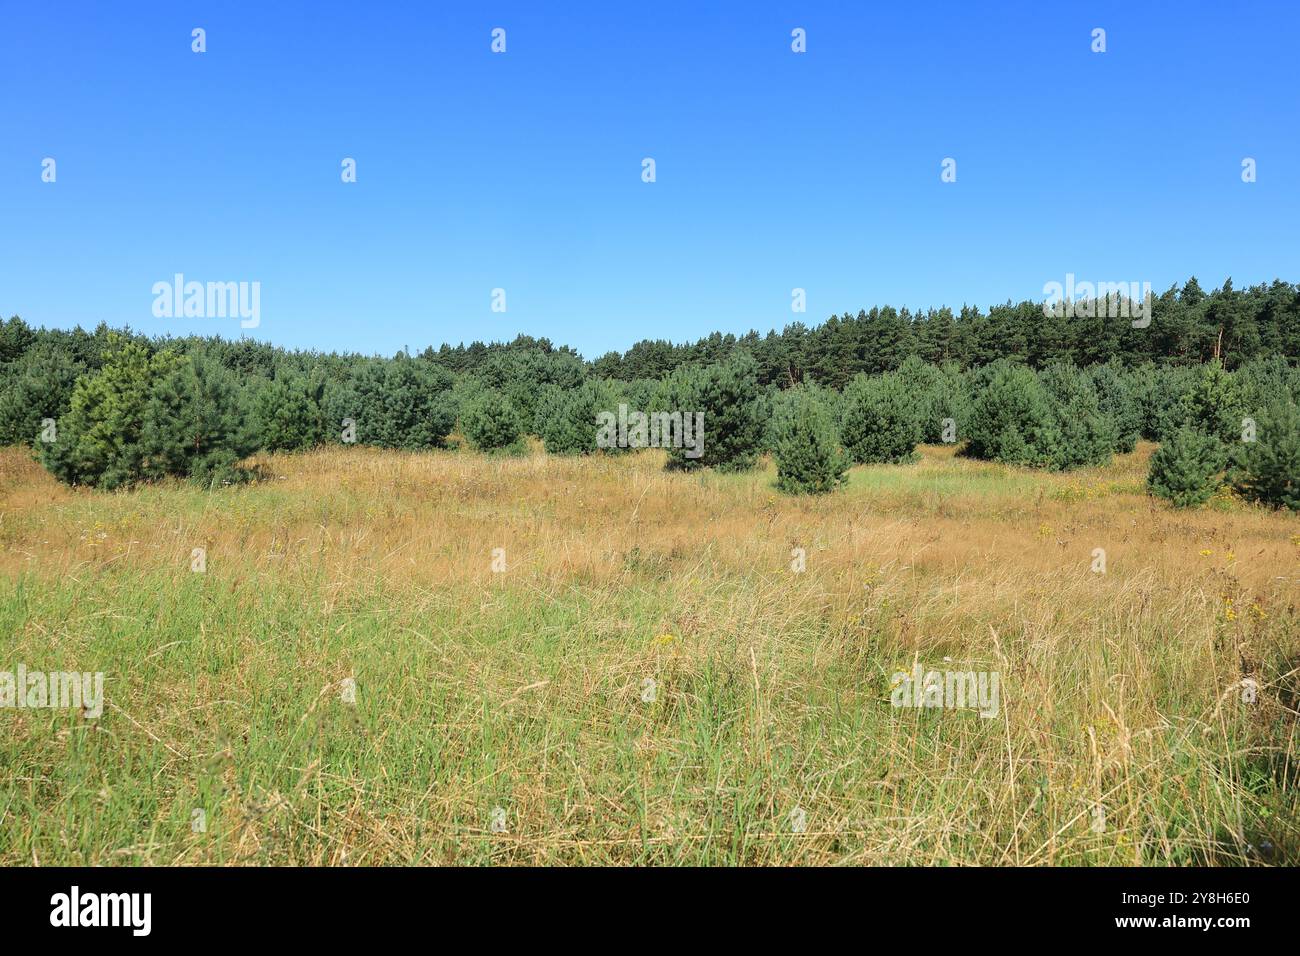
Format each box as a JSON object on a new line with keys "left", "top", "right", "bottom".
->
{"left": 1, "top": 443, "right": 1296, "bottom": 865}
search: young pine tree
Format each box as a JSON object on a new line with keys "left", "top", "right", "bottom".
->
{"left": 1181, "top": 359, "right": 1245, "bottom": 445}
{"left": 139, "top": 355, "right": 250, "bottom": 486}
{"left": 329, "top": 356, "right": 456, "bottom": 449}
{"left": 538, "top": 380, "right": 622, "bottom": 455}
{"left": 1039, "top": 362, "right": 1116, "bottom": 469}
{"left": 1085, "top": 359, "right": 1143, "bottom": 453}
{"left": 763, "top": 381, "right": 836, "bottom": 454}
{"left": 655, "top": 351, "right": 765, "bottom": 472}
{"left": 461, "top": 389, "right": 525, "bottom": 453}
{"left": 1147, "top": 426, "right": 1225, "bottom": 508}
{"left": 838, "top": 371, "right": 922, "bottom": 464}
{"left": 1137, "top": 364, "right": 1197, "bottom": 442}
{"left": 1233, "top": 401, "right": 1300, "bottom": 511}
{"left": 251, "top": 371, "right": 328, "bottom": 452}
{"left": 0, "top": 345, "right": 83, "bottom": 446}
{"left": 963, "top": 364, "right": 1061, "bottom": 469}
{"left": 771, "top": 387, "right": 849, "bottom": 495}
{"left": 40, "top": 337, "right": 184, "bottom": 490}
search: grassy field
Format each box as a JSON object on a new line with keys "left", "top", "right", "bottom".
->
{"left": 0, "top": 441, "right": 1296, "bottom": 865}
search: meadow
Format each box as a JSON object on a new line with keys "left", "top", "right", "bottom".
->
{"left": 0, "top": 441, "right": 1296, "bottom": 865}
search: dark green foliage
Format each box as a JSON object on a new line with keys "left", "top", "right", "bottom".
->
{"left": 586, "top": 278, "right": 1299, "bottom": 382}
{"left": 471, "top": 349, "right": 586, "bottom": 430}
{"left": 251, "top": 371, "right": 328, "bottom": 452}
{"left": 7, "top": 272, "right": 1300, "bottom": 492}
{"left": 964, "top": 363, "right": 1118, "bottom": 471}
{"left": 538, "top": 379, "right": 622, "bottom": 455}
{"left": 1180, "top": 360, "right": 1245, "bottom": 446}
{"left": 1136, "top": 364, "right": 1198, "bottom": 442}
{"left": 655, "top": 351, "right": 765, "bottom": 472}
{"left": 327, "top": 355, "right": 456, "bottom": 449}
{"left": 1237, "top": 355, "right": 1300, "bottom": 411}
{"left": 839, "top": 371, "right": 922, "bottom": 464}
{"left": 1039, "top": 363, "right": 1116, "bottom": 469}
{"left": 139, "top": 355, "right": 251, "bottom": 487}
{"left": 0, "top": 344, "right": 83, "bottom": 445}
{"left": 461, "top": 389, "right": 524, "bottom": 452}
{"left": 763, "top": 381, "right": 836, "bottom": 453}
{"left": 963, "top": 364, "right": 1062, "bottom": 469}
{"left": 531, "top": 384, "right": 566, "bottom": 440}
{"left": 622, "top": 378, "right": 661, "bottom": 414}
{"left": 39, "top": 338, "right": 173, "bottom": 488}
{"left": 447, "top": 376, "right": 487, "bottom": 430}
{"left": 0, "top": 316, "right": 36, "bottom": 364}
{"left": 771, "top": 387, "right": 849, "bottom": 495}
{"left": 6, "top": 274, "right": 1300, "bottom": 399}
{"left": 806, "top": 307, "right": 916, "bottom": 388}
{"left": 896, "top": 356, "right": 969, "bottom": 445}
{"left": 1086, "top": 359, "right": 1143, "bottom": 453}
{"left": 1234, "top": 401, "right": 1300, "bottom": 511}
{"left": 1147, "top": 426, "right": 1225, "bottom": 508}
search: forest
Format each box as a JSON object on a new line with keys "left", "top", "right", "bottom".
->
{"left": 2, "top": 276, "right": 1297, "bottom": 509}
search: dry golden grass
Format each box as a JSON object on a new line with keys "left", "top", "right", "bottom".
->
{"left": 0, "top": 442, "right": 1296, "bottom": 865}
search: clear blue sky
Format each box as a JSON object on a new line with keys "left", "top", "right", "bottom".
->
{"left": 3, "top": 1, "right": 1297, "bottom": 359}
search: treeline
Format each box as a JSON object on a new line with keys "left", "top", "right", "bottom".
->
{"left": 0, "top": 275, "right": 1297, "bottom": 508}
{"left": 585, "top": 277, "right": 1300, "bottom": 385}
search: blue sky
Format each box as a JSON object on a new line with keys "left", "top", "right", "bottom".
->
{"left": 3, "top": 1, "right": 1297, "bottom": 359}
